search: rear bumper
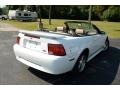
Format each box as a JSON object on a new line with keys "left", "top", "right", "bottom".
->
{"left": 13, "top": 44, "right": 73, "bottom": 75}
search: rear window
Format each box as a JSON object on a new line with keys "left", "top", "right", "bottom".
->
{"left": 24, "top": 13, "right": 28, "bottom": 16}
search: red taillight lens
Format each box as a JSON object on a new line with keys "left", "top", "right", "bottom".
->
{"left": 48, "top": 44, "right": 66, "bottom": 56}
{"left": 16, "top": 37, "right": 20, "bottom": 44}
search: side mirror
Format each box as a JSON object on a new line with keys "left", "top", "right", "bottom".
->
{"left": 100, "top": 31, "right": 106, "bottom": 34}
{"left": 86, "top": 31, "right": 97, "bottom": 35}
{"left": 55, "top": 26, "right": 67, "bottom": 33}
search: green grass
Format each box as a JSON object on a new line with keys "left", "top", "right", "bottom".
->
{"left": 1, "top": 19, "right": 120, "bottom": 38}
{"left": 92, "top": 21, "right": 120, "bottom": 39}
{"left": 1, "top": 19, "right": 65, "bottom": 30}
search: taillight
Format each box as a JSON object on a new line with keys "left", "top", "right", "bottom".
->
{"left": 16, "top": 37, "right": 20, "bottom": 44}
{"left": 48, "top": 44, "right": 66, "bottom": 56}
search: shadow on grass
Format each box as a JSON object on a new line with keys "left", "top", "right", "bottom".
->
{"left": 115, "top": 29, "right": 120, "bottom": 31}
{"left": 28, "top": 46, "right": 120, "bottom": 85}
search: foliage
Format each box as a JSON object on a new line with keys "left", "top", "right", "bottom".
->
{"left": 1, "top": 5, "right": 120, "bottom": 22}
{"left": 102, "top": 6, "right": 120, "bottom": 22}
{"left": 0, "top": 8, "right": 2, "bottom": 15}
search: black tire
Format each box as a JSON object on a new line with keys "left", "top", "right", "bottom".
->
{"left": 2, "top": 17, "right": 5, "bottom": 20}
{"left": 103, "top": 39, "right": 110, "bottom": 52}
{"left": 73, "top": 51, "right": 88, "bottom": 73}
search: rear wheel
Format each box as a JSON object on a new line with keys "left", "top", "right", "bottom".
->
{"left": 73, "top": 52, "right": 88, "bottom": 73}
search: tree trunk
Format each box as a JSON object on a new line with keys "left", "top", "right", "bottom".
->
{"left": 88, "top": 5, "right": 92, "bottom": 29}
{"left": 36, "top": 6, "right": 43, "bottom": 30}
{"left": 49, "top": 5, "right": 52, "bottom": 25}
{"left": 88, "top": 5, "right": 92, "bottom": 23}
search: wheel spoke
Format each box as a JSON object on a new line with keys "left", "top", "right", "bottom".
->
{"left": 78, "top": 55, "right": 86, "bottom": 72}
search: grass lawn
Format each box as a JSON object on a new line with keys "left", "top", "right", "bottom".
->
{"left": 1, "top": 19, "right": 120, "bottom": 38}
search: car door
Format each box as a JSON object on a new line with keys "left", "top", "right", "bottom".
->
{"left": 86, "top": 34, "right": 101, "bottom": 57}
{"left": 80, "top": 23, "right": 101, "bottom": 56}
{"left": 92, "top": 25, "right": 107, "bottom": 49}
{"left": 85, "top": 26, "right": 103, "bottom": 56}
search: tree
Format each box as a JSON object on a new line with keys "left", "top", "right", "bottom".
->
{"left": 18, "top": 5, "right": 26, "bottom": 10}
{"left": 0, "top": 8, "right": 3, "bottom": 15}
{"left": 4, "top": 5, "right": 120, "bottom": 22}
{"left": 88, "top": 5, "right": 92, "bottom": 23}
{"left": 36, "top": 6, "right": 43, "bottom": 30}
{"left": 48, "top": 5, "right": 52, "bottom": 25}
{"left": 92, "top": 6, "right": 109, "bottom": 20}
{"left": 2, "top": 7, "right": 9, "bottom": 15}
{"left": 7, "top": 5, "right": 19, "bottom": 10}
{"left": 102, "top": 6, "right": 120, "bottom": 22}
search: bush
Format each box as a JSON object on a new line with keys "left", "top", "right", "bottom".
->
{"left": 102, "top": 6, "right": 120, "bottom": 22}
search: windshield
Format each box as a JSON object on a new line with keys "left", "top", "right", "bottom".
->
{"left": 66, "top": 22, "right": 93, "bottom": 31}
{"left": 65, "top": 21, "right": 101, "bottom": 36}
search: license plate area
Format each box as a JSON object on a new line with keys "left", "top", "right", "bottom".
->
{"left": 24, "top": 39, "right": 41, "bottom": 51}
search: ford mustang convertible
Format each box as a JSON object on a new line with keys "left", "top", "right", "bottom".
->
{"left": 13, "top": 21, "right": 109, "bottom": 75}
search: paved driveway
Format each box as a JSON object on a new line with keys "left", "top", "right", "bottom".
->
{"left": 0, "top": 31, "right": 120, "bottom": 85}
{"left": 0, "top": 22, "right": 20, "bottom": 31}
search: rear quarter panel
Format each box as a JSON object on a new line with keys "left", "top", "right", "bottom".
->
{"left": 59, "top": 36, "right": 93, "bottom": 68}
{"left": 60, "top": 34, "right": 107, "bottom": 68}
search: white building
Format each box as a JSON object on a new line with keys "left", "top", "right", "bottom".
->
{"left": 8, "top": 10, "right": 38, "bottom": 21}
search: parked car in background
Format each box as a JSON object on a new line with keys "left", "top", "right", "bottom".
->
{"left": 0, "top": 15, "right": 8, "bottom": 20}
{"left": 13, "top": 21, "right": 109, "bottom": 75}
{"left": 8, "top": 10, "right": 38, "bottom": 21}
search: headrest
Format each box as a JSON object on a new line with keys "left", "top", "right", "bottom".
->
{"left": 56, "top": 27, "right": 64, "bottom": 32}
{"left": 76, "top": 29, "right": 84, "bottom": 34}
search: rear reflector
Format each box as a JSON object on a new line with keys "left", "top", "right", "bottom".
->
{"left": 16, "top": 37, "right": 20, "bottom": 44}
{"left": 48, "top": 44, "right": 66, "bottom": 56}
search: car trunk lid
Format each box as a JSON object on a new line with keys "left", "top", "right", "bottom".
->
{"left": 17, "top": 30, "right": 67, "bottom": 55}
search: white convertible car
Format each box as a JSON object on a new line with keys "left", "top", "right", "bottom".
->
{"left": 13, "top": 21, "right": 109, "bottom": 75}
